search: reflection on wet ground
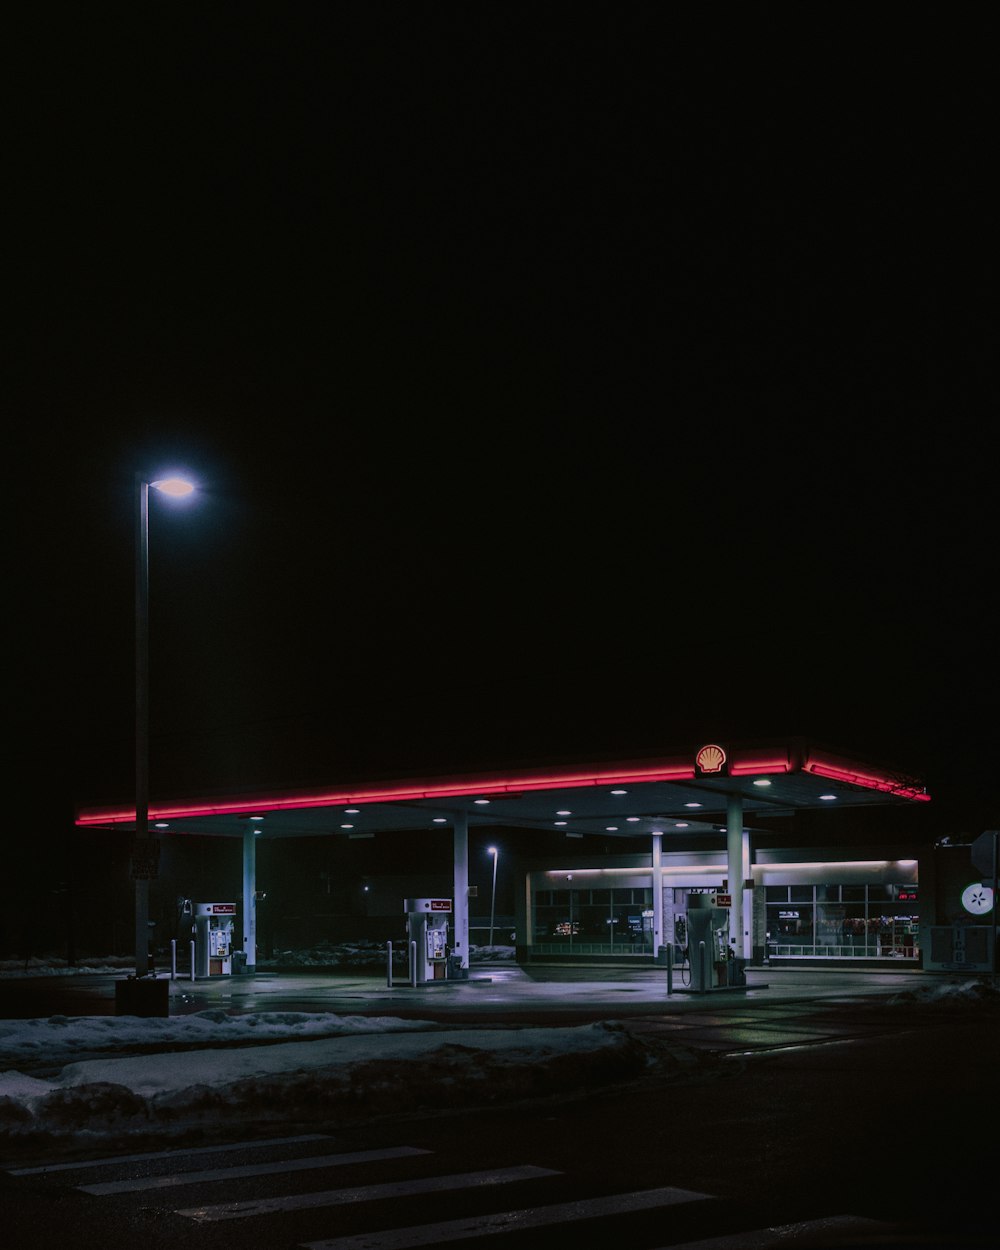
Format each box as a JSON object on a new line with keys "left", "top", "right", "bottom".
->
{"left": 0, "top": 963, "right": 937, "bottom": 1030}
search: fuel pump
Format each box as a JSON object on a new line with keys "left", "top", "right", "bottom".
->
{"left": 685, "top": 893, "right": 731, "bottom": 991}
{"left": 193, "top": 902, "right": 236, "bottom": 978}
{"left": 404, "top": 898, "right": 451, "bottom": 983}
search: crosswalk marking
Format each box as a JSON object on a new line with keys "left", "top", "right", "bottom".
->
{"left": 655, "top": 1214, "right": 894, "bottom": 1249}
{"left": 6, "top": 1133, "right": 333, "bottom": 1175}
{"left": 176, "top": 1164, "right": 562, "bottom": 1223}
{"left": 78, "top": 1146, "right": 431, "bottom": 1195}
{"left": 298, "top": 1185, "right": 713, "bottom": 1250}
{"left": 9, "top": 1139, "right": 881, "bottom": 1250}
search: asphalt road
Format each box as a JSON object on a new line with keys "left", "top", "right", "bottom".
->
{"left": 1, "top": 1012, "right": 995, "bottom": 1250}
{"left": 2, "top": 965, "right": 997, "bottom": 1249}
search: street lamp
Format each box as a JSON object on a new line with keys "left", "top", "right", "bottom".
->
{"left": 132, "top": 472, "right": 195, "bottom": 982}
{"left": 487, "top": 846, "right": 499, "bottom": 947}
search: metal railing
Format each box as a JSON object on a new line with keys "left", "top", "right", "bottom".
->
{"left": 528, "top": 942, "right": 654, "bottom": 957}
{"left": 768, "top": 943, "right": 919, "bottom": 959}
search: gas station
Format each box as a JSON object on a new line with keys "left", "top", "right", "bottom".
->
{"left": 75, "top": 737, "right": 997, "bottom": 992}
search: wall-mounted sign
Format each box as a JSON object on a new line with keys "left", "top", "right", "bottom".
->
{"left": 962, "top": 883, "right": 994, "bottom": 915}
{"left": 696, "top": 743, "right": 727, "bottom": 775}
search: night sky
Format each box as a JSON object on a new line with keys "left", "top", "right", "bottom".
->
{"left": 11, "top": 3, "right": 998, "bottom": 888}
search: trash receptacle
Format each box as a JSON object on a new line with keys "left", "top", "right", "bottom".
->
{"left": 730, "top": 956, "right": 747, "bottom": 987}
{"left": 447, "top": 955, "right": 468, "bottom": 980}
{"left": 231, "top": 951, "right": 247, "bottom": 975}
{"left": 115, "top": 975, "right": 169, "bottom": 1017}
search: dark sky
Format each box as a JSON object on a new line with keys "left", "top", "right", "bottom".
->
{"left": 12, "top": 6, "right": 998, "bottom": 847}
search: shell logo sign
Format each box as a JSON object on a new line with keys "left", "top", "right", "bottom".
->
{"left": 695, "top": 743, "right": 727, "bottom": 775}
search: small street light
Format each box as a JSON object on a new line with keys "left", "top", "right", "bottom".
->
{"left": 488, "top": 846, "right": 499, "bottom": 947}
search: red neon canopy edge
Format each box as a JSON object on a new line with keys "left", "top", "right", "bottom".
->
{"left": 74, "top": 744, "right": 930, "bottom": 827}
{"left": 75, "top": 758, "right": 699, "bottom": 826}
{"left": 803, "top": 751, "right": 930, "bottom": 802}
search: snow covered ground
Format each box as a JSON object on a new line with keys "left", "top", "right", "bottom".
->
{"left": 1, "top": 951, "right": 996, "bottom": 1156}
{"left": 0, "top": 945, "right": 664, "bottom": 1152}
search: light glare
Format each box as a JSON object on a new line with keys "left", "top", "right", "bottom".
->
{"left": 151, "top": 476, "right": 195, "bottom": 497}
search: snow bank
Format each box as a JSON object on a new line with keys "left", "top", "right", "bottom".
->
{"left": 0, "top": 1018, "right": 686, "bottom": 1151}
{"left": 0, "top": 957, "right": 135, "bottom": 978}
{"left": 0, "top": 1010, "right": 440, "bottom": 1070}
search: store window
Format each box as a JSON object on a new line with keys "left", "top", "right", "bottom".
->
{"left": 532, "top": 885, "right": 654, "bottom": 954}
{"left": 766, "top": 883, "right": 918, "bottom": 959}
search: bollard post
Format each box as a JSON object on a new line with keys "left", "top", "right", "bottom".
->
{"left": 190, "top": 939, "right": 196, "bottom": 981}
{"left": 698, "top": 940, "right": 708, "bottom": 993}
{"left": 666, "top": 942, "right": 673, "bottom": 997}
{"left": 410, "top": 940, "right": 418, "bottom": 988}
{"left": 386, "top": 941, "right": 393, "bottom": 987}
{"left": 170, "top": 939, "right": 177, "bottom": 980}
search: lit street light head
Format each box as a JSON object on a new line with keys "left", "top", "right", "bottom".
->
{"left": 150, "top": 476, "right": 195, "bottom": 497}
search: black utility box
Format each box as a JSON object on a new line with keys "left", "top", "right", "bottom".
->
{"left": 115, "top": 975, "right": 169, "bottom": 1017}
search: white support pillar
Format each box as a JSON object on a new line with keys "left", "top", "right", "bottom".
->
{"left": 243, "top": 825, "right": 257, "bottom": 968}
{"left": 652, "top": 832, "right": 663, "bottom": 957}
{"left": 727, "top": 794, "right": 743, "bottom": 958}
{"left": 452, "top": 813, "right": 469, "bottom": 969}
{"left": 741, "top": 826, "right": 752, "bottom": 960}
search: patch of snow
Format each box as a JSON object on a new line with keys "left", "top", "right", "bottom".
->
{"left": 0, "top": 1016, "right": 679, "bottom": 1150}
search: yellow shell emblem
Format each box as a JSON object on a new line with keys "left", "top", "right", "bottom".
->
{"left": 696, "top": 743, "right": 727, "bottom": 774}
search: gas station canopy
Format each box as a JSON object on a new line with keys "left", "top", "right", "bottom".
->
{"left": 75, "top": 738, "right": 930, "bottom": 841}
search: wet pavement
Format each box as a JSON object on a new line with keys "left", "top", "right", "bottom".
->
{"left": 0, "top": 961, "right": 950, "bottom": 1033}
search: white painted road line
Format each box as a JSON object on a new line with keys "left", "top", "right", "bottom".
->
{"left": 298, "top": 1185, "right": 713, "bottom": 1249}
{"left": 656, "top": 1214, "right": 894, "bottom": 1249}
{"left": 7, "top": 1133, "right": 334, "bottom": 1175}
{"left": 176, "top": 1164, "right": 562, "bottom": 1223}
{"left": 78, "top": 1146, "right": 431, "bottom": 1195}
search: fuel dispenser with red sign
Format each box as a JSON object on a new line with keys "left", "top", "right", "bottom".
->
{"left": 193, "top": 902, "right": 236, "bottom": 978}
{"left": 404, "top": 898, "right": 452, "bottom": 983}
{"left": 686, "top": 893, "right": 737, "bottom": 991}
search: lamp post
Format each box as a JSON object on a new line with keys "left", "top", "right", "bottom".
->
{"left": 487, "top": 846, "right": 498, "bottom": 947}
{"left": 132, "top": 473, "right": 194, "bottom": 981}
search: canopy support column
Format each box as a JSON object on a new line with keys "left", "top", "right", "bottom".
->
{"left": 652, "top": 831, "right": 663, "bottom": 957}
{"left": 727, "top": 794, "right": 744, "bottom": 958}
{"left": 741, "top": 826, "right": 752, "bottom": 960}
{"left": 243, "top": 825, "right": 257, "bottom": 968}
{"left": 452, "top": 813, "right": 469, "bottom": 969}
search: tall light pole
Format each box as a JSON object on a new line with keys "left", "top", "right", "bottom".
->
{"left": 487, "top": 846, "right": 499, "bottom": 947}
{"left": 133, "top": 473, "right": 195, "bottom": 981}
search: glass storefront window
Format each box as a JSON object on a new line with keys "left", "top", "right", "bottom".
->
{"left": 765, "top": 884, "right": 918, "bottom": 959}
{"left": 531, "top": 886, "right": 652, "bottom": 954}
{"left": 532, "top": 876, "right": 918, "bottom": 961}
